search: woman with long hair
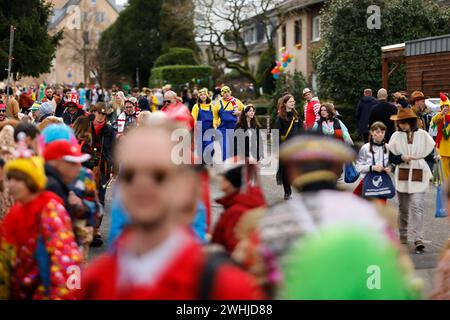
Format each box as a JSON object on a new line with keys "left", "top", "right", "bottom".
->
{"left": 234, "top": 104, "right": 261, "bottom": 161}
{"left": 72, "top": 116, "right": 93, "bottom": 161}
{"left": 275, "top": 94, "right": 303, "bottom": 200}
{"left": 192, "top": 88, "right": 214, "bottom": 163}
{"left": 313, "top": 103, "right": 353, "bottom": 144}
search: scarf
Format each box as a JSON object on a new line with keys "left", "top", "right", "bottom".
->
{"left": 93, "top": 120, "right": 105, "bottom": 135}
{"left": 1, "top": 191, "right": 64, "bottom": 245}
{"left": 223, "top": 96, "right": 237, "bottom": 107}
{"left": 435, "top": 115, "right": 450, "bottom": 148}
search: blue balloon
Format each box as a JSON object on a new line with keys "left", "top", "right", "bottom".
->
{"left": 273, "top": 73, "right": 279, "bottom": 79}
{"left": 288, "top": 59, "right": 292, "bottom": 63}
{"left": 282, "top": 62, "right": 288, "bottom": 68}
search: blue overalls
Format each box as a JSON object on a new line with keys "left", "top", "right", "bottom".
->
{"left": 196, "top": 104, "right": 214, "bottom": 163}
{"left": 217, "top": 100, "right": 238, "bottom": 160}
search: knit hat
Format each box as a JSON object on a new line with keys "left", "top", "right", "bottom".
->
{"left": 221, "top": 86, "right": 232, "bottom": 95}
{"left": 198, "top": 88, "right": 210, "bottom": 97}
{"left": 0, "top": 103, "right": 6, "bottom": 111}
{"left": 4, "top": 133, "right": 47, "bottom": 190}
{"left": 39, "top": 102, "right": 54, "bottom": 117}
{"left": 40, "top": 123, "right": 76, "bottom": 146}
{"left": 219, "top": 156, "right": 258, "bottom": 190}
{"left": 30, "top": 102, "right": 41, "bottom": 112}
{"left": 440, "top": 92, "right": 450, "bottom": 108}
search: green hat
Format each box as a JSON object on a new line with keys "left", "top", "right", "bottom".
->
{"left": 30, "top": 102, "right": 41, "bottom": 112}
{"left": 281, "top": 226, "right": 421, "bottom": 300}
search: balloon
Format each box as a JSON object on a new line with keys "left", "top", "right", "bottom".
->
{"left": 276, "top": 61, "right": 281, "bottom": 67}
{"left": 282, "top": 62, "right": 288, "bottom": 68}
{"left": 273, "top": 74, "right": 279, "bottom": 79}
{"left": 279, "top": 47, "right": 286, "bottom": 53}
{"left": 288, "top": 58, "right": 292, "bottom": 63}
{"left": 279, "top": 66, "right": 285, "bottom": 72}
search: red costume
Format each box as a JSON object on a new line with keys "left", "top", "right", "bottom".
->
{"left": 212, "top": 186, "right": 266, "bottom": 253}
{"left": 78, "top": 230, "right": 264, "bottom": 300}
{"left": 304, "top": 98, "right": 321, "bottom": 130}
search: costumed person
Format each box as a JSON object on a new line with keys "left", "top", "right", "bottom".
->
{"left": 302, "top": 88, "right": 320, "bottom": 130}
{"left": 61, "top": 93, "right": 85, "bottom": 127}
{"left": 0, "top": 135, "right": 82, "bottom": 299}
{"left": 161, "top": 90, "right": 195, "bottom": 131}
{"left": 88, "top": 103, "right": 115, "bottom": 246}
{"left": 107, "top": 91, "right": 125, "bottom": 129}
{"left": 0, "top": 103, "right": 8, "bottom": 125}
{"left": 389, "top": 108, "right": 436, "bottom": 253}
{"left": 275, "top": 94, "right": 302, "bottom": 200}
{"left": 256, "top": 134, "right": 417, "bottom": 298}
{"left": 78, "top": 125, "right": 264, "bottom": 300}
{"left": 234, "top": 104, "right": 262, "bottom": 161}
{"left": 431, "top": 178, "right": 450, "bottom": 300}
{"left": 0, "top": 158, "right": 14, "bottom": 220}
{"left": 116, "top": 99, "right": 139, "bottom": 138}
{"left": 354, "top": 121, "right": 391, "bottom": 204}
{"left": 213, "top": 86, "right": 244, "bottom": 160}
{"left": 37, "top": 101, "right": 54, "bottom": 124}
{"left": 313, "top": 103, "right": 353, "bottom": 144}
{"left": 431, "top": 93, "right": 450, "bottom": 180}
{"left": 212, "top": 157, "right": 266, "bottom": 254}
{"left": 191, "top": 88, "right": 214, "bottom": 163}
{"left": 29, "top": 102, "right": 41, "bottom": 124}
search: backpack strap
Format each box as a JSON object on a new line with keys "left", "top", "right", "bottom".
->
{"left": 198, "top": 251, "right": 234, "bottom": 300}
{"left": 281, "top": 117, "right": 296, "bottom": 142}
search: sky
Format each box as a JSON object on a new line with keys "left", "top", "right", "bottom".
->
{"left": 116, "top": 0, "right": 127, "bottom": 4}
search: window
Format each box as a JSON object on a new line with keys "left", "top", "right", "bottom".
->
{"left": 83, "top": 31, "right": 90, "bottom": 46}
{"left": 244, "top": 27, "right": 256, "bottom": 45}
{"left": 312, "top": 16, "right": 321, "bottom": 42}
{"left": 91, "top": 0, "right": 97, "bottom": 5}
{"left": 281, "top": 24, "right": 286, "bottom": 47}
{"left": 82, "top": 12, "right": 89, "bottom": 22}
{"left": 294, "top": 19, "right": 302, "bottom": 45}
{"left": 265, "top": 23, "right": 273, "bottom": 43}
{"left": 96, "top": 12, "right": 105, "bottom": 23}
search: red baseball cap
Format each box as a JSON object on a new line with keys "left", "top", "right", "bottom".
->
{"left": 43, "top": 140, "right": 91, "bottom": 163}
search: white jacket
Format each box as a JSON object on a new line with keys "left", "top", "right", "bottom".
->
{"left": 356, "top": 142, "right": 390, "bottom": 179}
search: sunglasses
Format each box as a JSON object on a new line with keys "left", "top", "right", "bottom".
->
{"left": 118, "top": 167, "right": 172, "bottom": 185}
{"left": 0, "top": 110, "right": 6, "bottom": 113}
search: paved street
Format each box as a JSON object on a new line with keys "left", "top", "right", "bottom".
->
{"left": 91, "top": 147, "right": 450, "bottom": 298}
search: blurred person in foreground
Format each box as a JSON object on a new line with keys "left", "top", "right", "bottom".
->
{"left": 79, "top": 124, "right": 263, "bottom": 299}
{"left": 0, "top": 136, "right": 82, "bottom": 299}
{"left": 431, "top": 178, "right": 450, "bottom": 299}
{"left": 250, "top": 134, "right": 419, "bottom": 298}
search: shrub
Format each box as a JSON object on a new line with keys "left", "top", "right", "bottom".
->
{"left": 153, "top": 48, "right": 198, "bottom": 67}
{"left": 149, "top": 65, "right": 212, "bottom": 91}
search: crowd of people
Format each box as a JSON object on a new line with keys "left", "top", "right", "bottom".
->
{"left": 0, "top": 80, "right": 449, "bottom": 301}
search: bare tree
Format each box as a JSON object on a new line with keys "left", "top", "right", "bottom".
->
{"left": 60, "top": 1, "right": 106, "bottom": 84}
{"left": 196, "top": 0, "right": 285, "bottom": 93}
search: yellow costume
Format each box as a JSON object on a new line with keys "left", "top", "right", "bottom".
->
{"left": 431, "top": 93, "right": 450, "bottom": 179}
{"left": 212, "top": 97, "right": 244, "bottom": 128}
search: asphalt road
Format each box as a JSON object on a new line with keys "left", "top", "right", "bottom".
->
{"left": 91, "top": 148, "right": 450, "bottom": 298}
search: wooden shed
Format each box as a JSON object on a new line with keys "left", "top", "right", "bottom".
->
{"left": 382, "top": 34, "right": 450, "bottom": 97}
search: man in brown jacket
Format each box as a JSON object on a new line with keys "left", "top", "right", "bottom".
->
{"left": 5, "top": 87, "right": 19, "bottom": 120}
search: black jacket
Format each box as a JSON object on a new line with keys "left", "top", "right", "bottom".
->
{"left": 234, "top": 123, "right": 262, "bottom": 160}
{"left": 275, "top": 112, "right": 303, "bottom": 143}
{"left": 62, "top": 109, "right": 85, "bottom": 126}
{"left": 356, "top": 96, "right": 378, "bottom": 134}
{"left": 368, "top": 101, "right": 398, "bottom": 142}
{"left": 45, "top": 164, "right": 71, "bottom": 216}
{"left": 89, "top": 121, "right": 115, "bottom": 172}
